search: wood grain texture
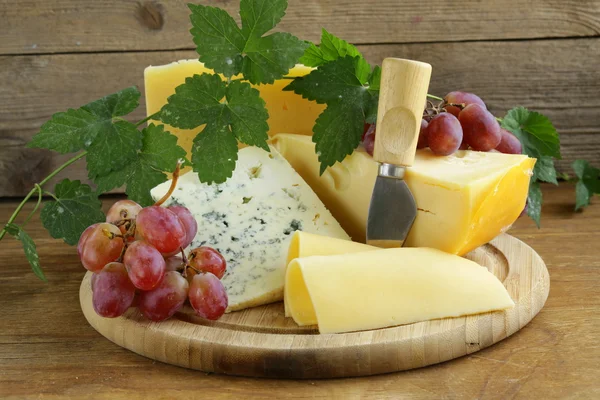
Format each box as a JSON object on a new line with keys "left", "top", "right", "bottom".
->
{"left": 1, "top": 0, "right": 599, "bottom": 55}
{"left": 1, "top": 184, "right": 599, "bottom": 397}
{"left": 79, "top": 234, "right": 549, "bottom": 379}
{"left": 1, "top": 38, "right": 599, "bottom": 197}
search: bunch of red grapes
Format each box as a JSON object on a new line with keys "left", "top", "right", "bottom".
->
{"left": 78, "top": 200, "right": 228, "bottom": 322}
{"left": 363, "top": 91, "right": 522, "bottom": 156}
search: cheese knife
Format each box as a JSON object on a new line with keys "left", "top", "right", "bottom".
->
{"left": 366, "top": 58, "right": 432, "bottom": 248}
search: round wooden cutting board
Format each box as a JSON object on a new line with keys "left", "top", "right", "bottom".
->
{"left": 80, "top": 234, "right": 549, "bottom": 379}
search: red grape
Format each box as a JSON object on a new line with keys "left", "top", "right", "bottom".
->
{"left": 496, "top": 128, "right": 523, "bottom": 154}
{"left": 106, "top": 200, "right": 142, "bottom": 224}
{"left": 78, "top": 223, "right": 124, "bottom": 272}
{"left": 458, "top": 141, "right": 469, "bottom": 150}
{"left": 188, "top": 247, "right": 227, "bottom": 279}
{"left": 362, "top": 124, "right": 375, "bottom": 156}
{"left": 123, "top": 241, "right": 166, "bottom": 290}
{"left": 78, "top": 223, "right": 99, "bottom": 259}
{"left": 444, "top": 91, "right": 486, "bottom": 117}
{"left": 189, "top": 272, "right": 228, "bottom": 320}
{"left": 417, "top": 119, "right": 429, "bottom": 149}
{"left": 165, "top": 256, "right": 185, "bottom": 272}
{"left": 92, "top": 262, "right": 135, "bottom": 318}
{"left": 426, "top": 113, "right": 463, "bottom": 156}
{"left": 136, "top": 206, "right": 186, "bottom": 255}
{"left": 91, "top": 271, "right": 98, "bottom": 291}
{"left": 459, "top": 104, "right": 501, "bottom": 151}
{"left": 106, "top": 200, "right": 142, "bottom": 236}
{"left": 138, "top": 271, "right": 189, "bottom": 321}
{"left": 168, "top": 206, "right": 198, "bottom": 249}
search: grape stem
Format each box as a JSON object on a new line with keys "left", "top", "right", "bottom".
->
{"left": 153, "top": 160, "right": 184, "bottom": 207}
{"left": 135, "top": 112, "right": 161, "bottom": 127}
{"left": 102, "top": 229, "right": 124, "bottom": 240}
{"left": 23, "top": 184, "right": 43, "bottom": 225}
{"left": 0, "top": 151, "right": 87, "bottom": 242}
{"left": 427, "top": 94, "right": 444, "bottom": 102}
{"left": 183, "top": 249, "right": 204, "bottom": 277}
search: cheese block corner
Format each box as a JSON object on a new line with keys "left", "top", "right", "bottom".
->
{"left": 272, "top": 133, "right": 535, "bottom": 255}
{"left": 150, "top": 146, "right": 349, "bottom": 311}
{"left": 285, "top": 247, "right": 515, "bottom": 334}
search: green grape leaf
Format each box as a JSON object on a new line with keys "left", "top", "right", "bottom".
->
{"left": 572, "top": 159, "right": 600, "bottom": 210}
{"left": 299, "top": 43, "right": 329, "bottom": 68}
{"left": 192, "top": 122, "right": 239, "bottom": 184}
{"left": 189, "top": 0, "right": 308, "bottom": 84}
{"left": 226, "top": 80, "right": 269, "bottom": 149}
{"left": 41, "top": 179, "right": 105, "bottom": 245}
{"left": 299, "top": 29, "right": 361, "bottom": 67}
{"left": 159, "top": 74, "right": 269, "bottom": 182}
{"left": 501, "top": 107, "right": 561, "bottom": 159}
{"left": 369, "top": 65, "right": 382, "bottom": 92}
{"left": 4, "top": 224, "right": 46, "bottom": 281}
{"left": 85, "top": 120, "right": 143, "bottom": 178}
{"left": 284, "top": 56, "right": 371, "bottom": 104}
{"left": 533, "top": 156, "right": 558, "bottom": 185}
{"left": 28, "top": 87, "right": 141, "bottom": 154}
{"left": 94, "top": 124, "right": 187, "bottom": 206}
{"left": 159, "top": 74, "right": 226, "bottom": 129}
{"left": 312, "top": 101, "right": 365, "bottom": 174}
{"left": 284, "top": 56, "right": 377, "bottom": 173}
{"left": 527, "top": 181, "right": 542, "bottom": 228}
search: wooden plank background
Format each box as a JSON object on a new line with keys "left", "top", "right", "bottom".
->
{"left": 1, "top": 0, "right": 599, "bottom": 196}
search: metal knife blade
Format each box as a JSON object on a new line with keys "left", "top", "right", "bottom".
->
{"left": 366, "top": 163, "right": 416, "bottom": 248}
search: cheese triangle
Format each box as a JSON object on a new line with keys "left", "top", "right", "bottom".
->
{"left": 151, "top": 146, "right": 349, "bottom": 311}
{"left": 272, "top": 133, "right": 535, "bottom": 255}
{"left": 285, "top": 247, "right": 515, "bottom": 334}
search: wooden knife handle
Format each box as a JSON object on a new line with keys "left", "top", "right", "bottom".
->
{"left": 373, "top": 58, "right": 432, "bottom": 167}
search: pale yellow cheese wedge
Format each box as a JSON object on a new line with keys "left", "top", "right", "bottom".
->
{"left": 144, "top": 60, "right": 324, "bottom": 156}
{"left": 272, "top": 134, "right": 535, "bottom": 255}
{"left": 285, "top": 247, "right": 515, "bottom": 334}
{"left": 284, "top": 231, "right": 375, "bottom": 317}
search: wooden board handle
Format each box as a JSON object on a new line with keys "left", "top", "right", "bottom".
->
{"left": 374, "top": 58, "right": 432, "bottom": 167}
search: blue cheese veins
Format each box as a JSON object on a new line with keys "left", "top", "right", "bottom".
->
{"left": 151, "top": 146, "right": 350, "bottom": 311}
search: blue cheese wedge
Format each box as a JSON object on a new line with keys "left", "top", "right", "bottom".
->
{"left": 150, "top": 146, "right": 350, "bottom": 311}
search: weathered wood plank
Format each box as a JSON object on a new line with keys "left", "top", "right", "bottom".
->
{"left": 1, "top": 185, "right": 599, "bottom": 397}
{"left": 1, "top": 0, "right": 600, "bottom": 55}
{"left": 1, "top": 38, "right": 599, "bottom": 196}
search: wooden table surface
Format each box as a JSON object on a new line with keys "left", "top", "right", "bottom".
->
{"left": 1, "top": 184, "right": 599, "bottom": 399}
{"left": 2, "top": 0, "right": 600, "bottom": 197}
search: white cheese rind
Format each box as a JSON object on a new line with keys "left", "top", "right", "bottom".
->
{"left": 151, "top": 146, "right": 349, "bottom": 311}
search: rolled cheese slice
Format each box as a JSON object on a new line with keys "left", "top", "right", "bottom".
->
{"left": 285, "top": 247, "right": 515, "bottom": 334}
{"left": 286, "top": 231, "right": 375, "bottom": 265}
{"left": 284, "top": 232, "right": 376, "bottom": 316}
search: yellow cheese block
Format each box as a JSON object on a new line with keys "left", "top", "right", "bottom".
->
{"left": 272, "top": 134, "right": 535, "bottom": 255}
{"left": 284, "top": 231, "right": 375, "bottom": 317}
{"left": 285, "top": 247, "right": 515, "bottom": 334}
{"left": 144, "top": 60, "right": 324, "bottom": 155}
